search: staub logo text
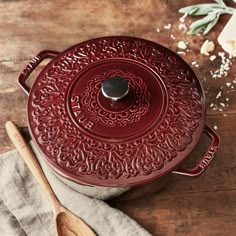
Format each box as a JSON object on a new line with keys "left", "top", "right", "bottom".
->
{"left": 71, "top": 95, "right": 94, "bottom": 129}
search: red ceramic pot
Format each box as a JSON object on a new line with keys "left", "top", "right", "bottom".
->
{"left": 18, "top": 36, "right": 220, "bottom": 199}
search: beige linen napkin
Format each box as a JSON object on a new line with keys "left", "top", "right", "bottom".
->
{"left": 0, "top": 141, "right": 152, "bottom": 236}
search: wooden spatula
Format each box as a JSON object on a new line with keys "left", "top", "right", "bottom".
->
{"left": 5, "top": 121, "right": 96, "bottom": 236}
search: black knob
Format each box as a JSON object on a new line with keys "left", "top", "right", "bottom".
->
{"left": 102, "top": 76, "right": 129, "bottom": 101}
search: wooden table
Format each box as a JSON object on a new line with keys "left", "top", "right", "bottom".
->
{"left": 1, "top": 1, "right": 236, "bottom": 235}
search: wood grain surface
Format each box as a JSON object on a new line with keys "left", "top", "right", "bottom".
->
{"left": 1, "top": 1, "right": 236, "bottom": 235}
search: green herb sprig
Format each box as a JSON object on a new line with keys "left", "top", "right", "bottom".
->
{"left": 179, "top": 0, "right": 236, "bottom": 35}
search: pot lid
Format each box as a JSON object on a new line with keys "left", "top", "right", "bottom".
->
{"left": 27, "top": 36, "right": 205, "bottom": 187}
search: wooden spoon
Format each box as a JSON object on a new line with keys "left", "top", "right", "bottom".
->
{"left": 5, "top": 121, "right": 96, "bottom": 236}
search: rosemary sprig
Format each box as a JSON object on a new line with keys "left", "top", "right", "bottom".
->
{"left": 179, "top": 0, "right": 236, "bottom": 35}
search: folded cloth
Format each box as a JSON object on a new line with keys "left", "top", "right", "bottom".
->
{"left": 0, "top": 141, "right": 152, "bottom": 236}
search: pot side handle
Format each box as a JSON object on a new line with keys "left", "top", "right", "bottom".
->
{"left": 172, "top": 125, "right": 220, "bottom": 177}
{"left": 18, "top": 50, "right": 60, "bottom": 95}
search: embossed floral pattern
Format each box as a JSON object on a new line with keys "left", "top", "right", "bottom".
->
{"left": 81, "top": 69, "right": 151, "bottom": 127}
{"left": 29, "top": 37, "right": 204, "bottom": 184}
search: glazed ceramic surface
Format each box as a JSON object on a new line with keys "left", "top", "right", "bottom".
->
{"left": 18, "top": 36, "right": 220, "bottom": 187}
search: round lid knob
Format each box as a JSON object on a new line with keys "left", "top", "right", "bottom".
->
{"left": 101, "top": 76, "right": 129, "bottom": 101}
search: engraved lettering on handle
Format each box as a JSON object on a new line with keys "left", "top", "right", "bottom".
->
{"left": 21, "top": 56, "right": 40, "bottom": 76}
{"left": 198, "top": 144, "right": 218, "bottom": 169}
{"left": 172, "top": 125, "right": 220, "bottom": 177}
{"left": 18, "top": 50, "right": 59, "bottom": 95}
